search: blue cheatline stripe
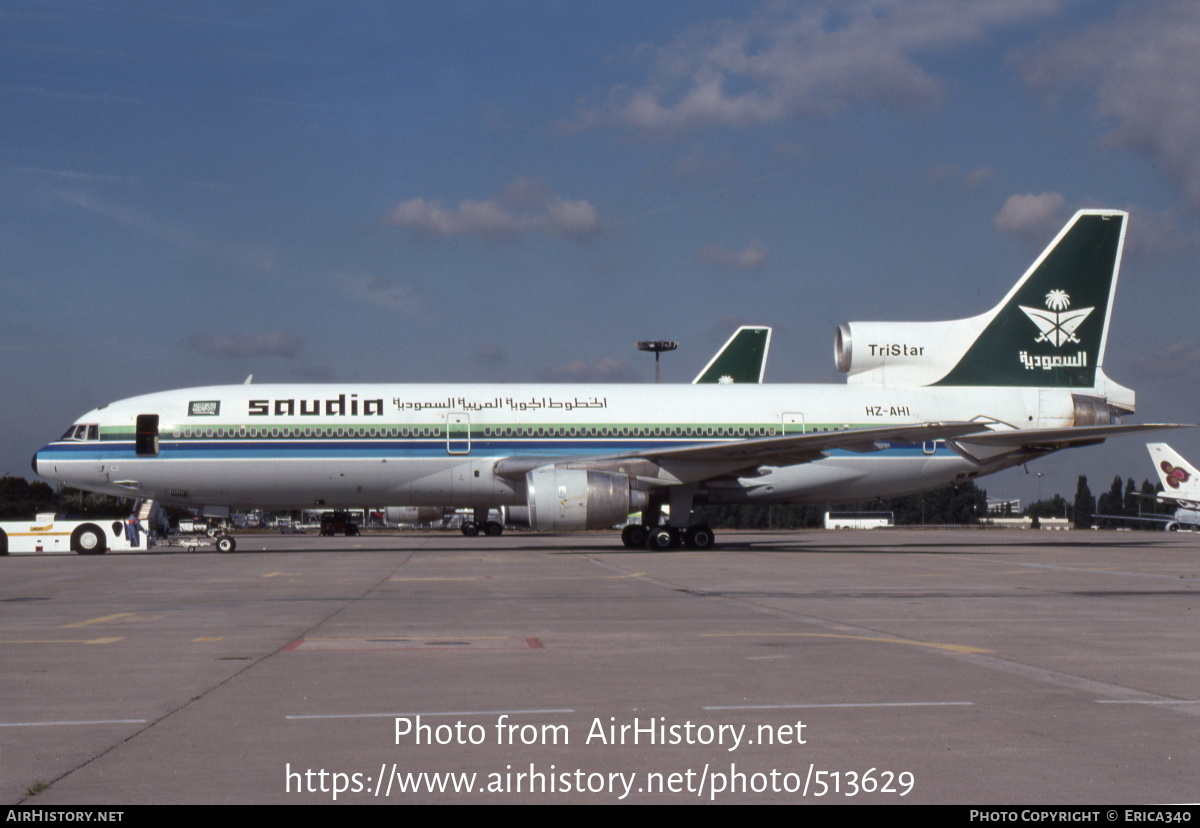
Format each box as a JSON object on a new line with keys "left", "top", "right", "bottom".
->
{"left": 39, "top": 439, "right": 946, "bottom": 462}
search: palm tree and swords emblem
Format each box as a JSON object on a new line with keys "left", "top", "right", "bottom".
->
{"left": 1020, "top": 290, "right": 1094, "bottom": 348}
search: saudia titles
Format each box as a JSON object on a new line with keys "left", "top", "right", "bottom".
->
{"left": 1018, "top": 289, "right": 1093, "bottom": 372}
{"left": 248, "top": 394, "right": 385, "bottom": 417}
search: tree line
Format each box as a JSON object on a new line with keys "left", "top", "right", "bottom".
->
{"left": 1025, "top": 475, "right": 1171, "bottom": 530}
{"left": 0, "top": 470, "right": 1172, "bottom": 529}
{"left": 693, "top": 480, "right": 988, "bottom": 529}
{"left": 0, "top": 476, "right": 132, "bottom": 520}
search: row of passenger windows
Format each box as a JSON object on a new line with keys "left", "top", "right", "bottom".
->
{"left": 481, "top": 425, "right": 778, "bottom": 438}
{"left": 169, "top": 425, "right": 784, "bottom": 440}
{"left": 72, "top": 423, "right": 850, "bottom": 442}
{"left": 175, "top": 426, "right": 443, "bottom": 439}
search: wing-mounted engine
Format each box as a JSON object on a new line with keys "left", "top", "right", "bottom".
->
{"left": 525, "top": 467, "right": 647, "bottom": 531}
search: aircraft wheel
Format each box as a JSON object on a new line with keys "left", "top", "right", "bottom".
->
{"left": 216, "top": 535, "right": 237, "bottom": 553}
{"left": 0, "top": 530, "right": 7, "bottom": 555}
{"left": 461, "top": 521, "right": 479, "bottom": 537}
{"left": 621, "top": 525, "right": 648, "bottom": 547}
{"left": 484, "top": 521, "right": 504, "bottom": 536}
{"left": 685, "top": 524, "right": 715, "bottom": 550}
{"left": 72, "top": 524, "right": 107, "bottom": 555}
{"left": 647, "top": 527, "right": 675, "bottom": 550}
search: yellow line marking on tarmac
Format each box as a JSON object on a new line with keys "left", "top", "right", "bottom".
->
{"left": 390, "top": 577, "right": 488, "bottom": 581}
{"left": 0, "top": 637, "right": 123, "bottom": 645}
{"left": 389, "top": 573, "right": 645, "bottom": 582}
{"left": 193, "top": 637, "right": 223, "bottom": 642}
{"left": 62, "top": 613, "right": 161, "bottom": 627}
{"left": 700, "top": 632, "right": 991, "bottom": 654}
{"left": 61, "top": 613, "right": 133, "bottom": 628}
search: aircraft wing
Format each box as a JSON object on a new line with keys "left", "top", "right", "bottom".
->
{"left": 495, "top": 422, "right": 986, "bottom": 483}
{"left": 495, "top": 422, "right": 1192, "bottom": 486}
{"left": 1157, "top": 494, "right": 1200, "bottom": 510}
{"left": 627, "top": 421, "right": 985, "bottom": 465}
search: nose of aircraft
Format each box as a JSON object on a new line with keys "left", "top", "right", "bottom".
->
{"left": 31, "top": 451, "right": 39, "bottom": 476}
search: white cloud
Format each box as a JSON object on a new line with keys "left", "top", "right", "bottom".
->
{"left": 995, "top": 196, "right": 1200, "bottom": 258}
{"left": 697, "top": 240, "right": 769, "bottom": 271}
{"left": 1121, "top": 207, "right": 1200, "bottom": 258}
{"left": 572, "top": 0, "right": 1061, "bottom": 135}
{"left": 185, "top": 330, "right": 302, "bottom": 359}
{"left": 992, "top": 192, "right": 1067, "bottom": 250}
{"left": 383, "top": 176, "right": 601, "bottom": 242}
{"left": 1012, "top": 1, "right": 1200, "bottom": 208}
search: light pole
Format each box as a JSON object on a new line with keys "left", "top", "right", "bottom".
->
{"left": 637, "top": 340, "right": 678, "bottom": 383}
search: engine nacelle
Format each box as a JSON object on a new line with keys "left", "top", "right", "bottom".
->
{"left": 835, "top": 319, "right": 980, "bottom": 386}
{"left": 525, "top": 468, "right": 645, "bottom": 532}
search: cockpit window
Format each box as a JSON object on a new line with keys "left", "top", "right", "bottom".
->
{"left": 61, "top": 424, "right": 99, "bottom": 441}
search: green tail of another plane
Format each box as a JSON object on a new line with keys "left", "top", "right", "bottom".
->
{"left": 693, "top": 326, "right": 772, "bottom": 384}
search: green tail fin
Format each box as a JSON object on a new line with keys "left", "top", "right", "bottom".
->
{"left": 693, "top": 326, "right": 771, "bottom": 384}
{"left": 934, "top": 210, "right": 1125, "bottom": 387}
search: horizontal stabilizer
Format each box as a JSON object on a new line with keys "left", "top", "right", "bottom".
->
{"left": 955, "top": 423, "right": 1192, "bottom": 450}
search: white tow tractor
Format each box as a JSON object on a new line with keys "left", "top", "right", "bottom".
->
{"left": 0, "top": 513, "right": 237, "bottom": 555}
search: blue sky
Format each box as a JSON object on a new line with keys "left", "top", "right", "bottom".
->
{"left": 4, "top": 0, "right": 1199, "bottom": 508}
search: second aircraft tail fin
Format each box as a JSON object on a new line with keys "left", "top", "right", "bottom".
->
{"left": 1148, "top": 443, "right": 1200, "bottom": 499}
{"left": 693, "top": 326, "right": 771, "bottom": 384}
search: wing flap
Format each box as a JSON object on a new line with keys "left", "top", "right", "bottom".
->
{"left": 952, "top": 423, "right": 1191, "bottom": 450}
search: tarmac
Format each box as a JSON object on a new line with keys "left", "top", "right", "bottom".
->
{"left": 2, "top": 528, "right": 1198, "bottom": 804}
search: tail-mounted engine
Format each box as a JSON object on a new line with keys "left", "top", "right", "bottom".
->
{"left": 835, "top": 321, "right": 971, "bottom": 386}
{"left": 526, "top": 467, "right": 646, "bottom": 532}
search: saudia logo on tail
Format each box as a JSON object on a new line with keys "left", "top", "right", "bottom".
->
{"left": 1017, "top": 290, "right": 1094, "bottom": 371}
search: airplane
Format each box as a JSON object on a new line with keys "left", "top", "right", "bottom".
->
{"left": 692, "top": 326, "right": 771, "bottom": 384}
{"left": 1145, "top": 443, "right": 1200, "bottom": 530}
{"left": 33, "top": 209, "right": 1188, "bottom": 551}
{"left": 388, "top": 324, "right": 774, "bottom": 537}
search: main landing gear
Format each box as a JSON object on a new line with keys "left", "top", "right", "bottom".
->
{"left": 461, "top": 507, "right": 504, "bottom": 537}
{"left": 620, "top": 523, "right": 715, "bottom": 550}
{"left": 461, "top": 520, "right": 504, "bottom": 537}
{"left": 622, "top": 485, "right": 714, "bottom": 550}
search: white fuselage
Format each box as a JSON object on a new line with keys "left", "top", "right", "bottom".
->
{"left": 34, "top": 381, "right": 1066, "bottom": 511}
